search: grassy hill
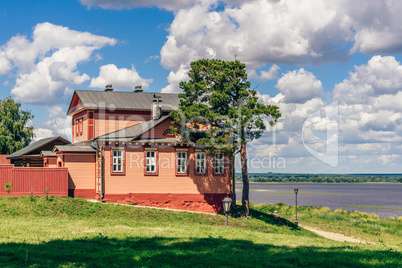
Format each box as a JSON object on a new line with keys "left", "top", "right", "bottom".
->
{"left": 0, "top": 196, "right": 401, "bottom": 267}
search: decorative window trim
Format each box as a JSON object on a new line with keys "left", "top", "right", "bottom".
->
{"left": 176, "top": 150, "right": 188, "bottom": 176}
{"left": 194, "top": 152, "right": 207, "bottom": 176}
{"left": 111, "top": 149, "right": 125, "bottom": 175}
{"left": 79, "top": 118, "right": 83, "bottom": 135}
{"left": 144, "top": 150, "right": 158, "bottom": 176}
{"left": 213, "top": 152, "right": 225, "bottom": 176}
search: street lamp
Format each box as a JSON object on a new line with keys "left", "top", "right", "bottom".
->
{"left": 222, "top": 197, "right": 233, "bottom": 227}
{"left": 294, "top": 188, "right": 299, "bottom": 226}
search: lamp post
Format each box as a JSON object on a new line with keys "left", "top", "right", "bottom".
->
{"left": 222, "top": 197, "right": 233, "bottom": 227}
{"left": 294, "top": 188, "right": 299, "bottom": 226}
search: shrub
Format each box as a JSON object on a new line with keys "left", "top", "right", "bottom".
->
{"left": 4, "top": 182, "right": 13, "bottom": 196}
{"left": 44, "top": 189, "right": 50, "bottom": 200}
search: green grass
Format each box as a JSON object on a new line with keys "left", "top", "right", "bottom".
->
{"left": 0, "top": 197, "right": 401, "bottom": 267}
{"left": 259, "top": 192, "right": 356, "bottom": 196}
{"left": 344, "top": 206, "right": 402, "bottom": 211}
{"left": 252, "top": 203, "right": 402, "bottom": 247}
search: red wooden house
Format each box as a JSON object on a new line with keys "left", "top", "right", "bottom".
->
{"left": 54, "top": 86, "right": 232, "bottom": 213}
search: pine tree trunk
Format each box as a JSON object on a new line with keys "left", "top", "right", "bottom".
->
{"left": 241, "top": 140, "right": 249, "bottom": 217}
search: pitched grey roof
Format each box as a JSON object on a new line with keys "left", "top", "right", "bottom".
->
{"left": 7, "top": 137, "right": 70, "bottom": 159}
{"left": 134, "top": 138, "right": 187, "bottom": 144}
{"left": 94, "top": 115, "right": 170, "bottom": 141}
{"left": 40, "top": 151, "right": 56, "bottom": 157}
{"left": 53, "top": 145, "right": 96, "bottom": 153}
{"left": 69, "top": 90, "right": 180, "bottom": 114}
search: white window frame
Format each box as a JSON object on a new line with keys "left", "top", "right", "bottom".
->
{"left": 177, "top": 151, "right": 187, "bottom": 174}
{"left": 112, "top": 150, "right": 123, "bottom": 173}
{"left": 214, "top": 153, "right": 224, "bottom": 174}
{"left": 196, "top": 152, "right": 206, "bottom": 174}
{"left": 146, "top": 151, "right": 156, "bottom": 173}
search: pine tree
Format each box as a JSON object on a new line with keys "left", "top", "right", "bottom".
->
{"left": 170, "top": 59, "right": 281, "bottom": 217}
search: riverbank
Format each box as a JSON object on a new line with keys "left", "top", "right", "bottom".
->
{"left": 0, "top": 197, "right": 400, "bottom": 266}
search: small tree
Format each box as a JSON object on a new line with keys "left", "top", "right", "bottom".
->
{"left": 4, "top": 182, "right": 13, "bottom": 196}
{"left": 0, "top": 97, "right": 34, "bottom": 154}
{"left": 170, "top": 59, "right": 281, "bottom": 217}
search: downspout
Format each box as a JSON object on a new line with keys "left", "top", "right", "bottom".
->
{"left": 232, "top": 154, "right": 236, "bottom": 210}
{"left": 91, "top": 141, "right": 104, "bottom": 202}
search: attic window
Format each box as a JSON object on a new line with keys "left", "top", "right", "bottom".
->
{"left": 163, "top": 129, "right": 173, "bottom": 135}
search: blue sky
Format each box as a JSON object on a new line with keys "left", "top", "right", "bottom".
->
{"left": 1, "top": 0, "right": 402, "bottom": 173}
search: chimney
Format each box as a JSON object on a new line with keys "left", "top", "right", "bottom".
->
{"left": 104, "top": 84, "right": 113, "bottom": 92}
{"left": 152, "top": 94, "right": 162, "bottom": 120}
{"left": 134, "top": 85, "right": 143, "bottom": 93}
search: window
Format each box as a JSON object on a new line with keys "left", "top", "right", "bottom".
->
{"left": 214, "top": 153, "right": 224, "bottom": 174}
{"left": 111, "top": 149, "right": 125, "bottom": 175}
{"left": 146, "top": 151, "right": 157, "bottom": 174}
{"left": 79, "top": 119, "right": 83, "bottom": 135}
{"left": 75, "top": 119, "right": 79, "bottom": 136}
{"left": 75, "top": 118, "right": 83, "bottom": 136}
{"left": 177, "top": 151, "right": 187, "bottom": 174}
{"left": 112, "top": 150, "right": 123, "bottom": 172}
{"left": 195, "top": 152, "right": 206, "bottom": 174}
{"left": 163, "top": 129, "right": 173, "bottom": 135}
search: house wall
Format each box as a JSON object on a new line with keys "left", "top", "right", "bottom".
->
{"left": 43, "top": 156, "right": 57, "bottom": 167}
{"left": 72, "top": 110, "right": 88, "bottom": 144}
{"left": 101, "top": 144, "right": 232, "bottom": 213}
{"left": 58, "top": 152, "right": 96, "bottom": 199}
{"left": 135, "top": 118, "right": 176, "bottom": 140}
{"left": 72, "top": 109, "right": 153, "bottom": 143}
{"left": 94, "top": 110, "right": 151, "bottom": 138}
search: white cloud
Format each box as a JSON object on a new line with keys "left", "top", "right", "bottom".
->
{"left": 47, "top": 105, "right": 66, "bottom": 119}
{"left": 161, "top": 64, "right": 189, "bottom": 93}
{"left": 144, "top": 55, "right": 160, "bottom": 63}
{"left": 32, "top": 106, "right": 72, "bottom": 142}
{"left": 249, "top": 65, "right": 280, "bottom": 81}
{"left": 90, "top": 64, "right": 153, "bottom": 90}
{"left": 276, "top": 68, "right": 322, "bottom": 103}
{"left": 79, "top": 0, "right": 208, "bottom": 11}
{"left": 0, "top": 51, "right": 11, "bottom": 75}
{"left": 33, "top": 128, "right": 54, "bottom": 142}
{"left": 348, "top": 1, "right": 402, "bottom": 54}
{"left": 334, "top": 55, "right": 402, "bottom": 105}
{"left": 158, "top": 1, "right": 402, "bottom": 92}
{"left": 332, "top": 56, "right": 402, "bottom": 149}
{"left": 378, "top": 154, "right": 400, "bottom": 164}
{"left": 43, "top": 115, "right": 72, "bottom": 142}
{"left": 2, "top": 22, "right": 116, "bottom": 104}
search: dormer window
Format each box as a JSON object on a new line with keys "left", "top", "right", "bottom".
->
{"left": 163, "top": 129, "right": 173, "bottom": 135}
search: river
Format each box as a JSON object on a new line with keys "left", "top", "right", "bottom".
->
{"left": 234, "top": 182, "right": 402, "bottom": 219}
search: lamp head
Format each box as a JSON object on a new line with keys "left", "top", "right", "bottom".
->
{"left": 294, "top": 188, "right": 299, "bottom": 194}
{"left": 222, "top": 197, "right": 233, "bottom": 213}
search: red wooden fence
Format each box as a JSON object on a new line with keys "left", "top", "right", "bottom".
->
{"left": 0, "top": 165, "right": 68, "bottom": 197}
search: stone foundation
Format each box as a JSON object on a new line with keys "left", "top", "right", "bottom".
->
{"left": 103, "top": 193, "right": 232, "bottom": 213}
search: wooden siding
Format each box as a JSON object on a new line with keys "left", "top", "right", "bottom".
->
{"left": 135, "top": 118, "right": 176, "bottom": 140}
{"left": 61, "top": 153, "right": 96, "bottom": 190}
{"left": 94, "top": 110, "right": 151, "bottom": 138}
{"left": 0, "top": 165, "right": 68, "bottom": 196}
{"left": 11, "top": 157, "right": 43, "bottom": 167}
{"left": 103, "top": 145, "right": 231, "bottom": 195}
{"left": 43, "top": 157, "right": 57, "bottom": 167}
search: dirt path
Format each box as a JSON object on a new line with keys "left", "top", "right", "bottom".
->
{"left": 300, "top": 225, "right": 372, "bottom": 244}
